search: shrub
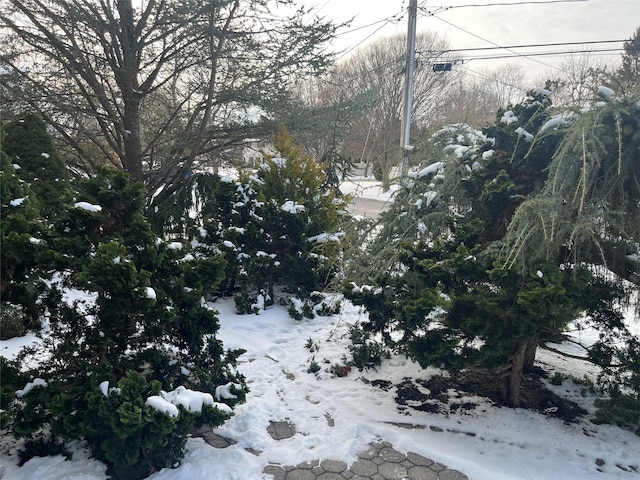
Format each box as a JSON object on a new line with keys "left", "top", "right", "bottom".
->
{"left": 594, "top": 394, "right": 640, "bottom": 434}
{"left": 197, "top": 129, "right": 349, "bottom": 309}
{"left": 9, "top": 168, "right": 245, "bottom": 478}
{"left": 348, "top": 325, "right": 388, "bottom": 371}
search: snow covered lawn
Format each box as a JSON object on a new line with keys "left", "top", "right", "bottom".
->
{"left": 1, "top": 298, "right": 639, "bottom": 480}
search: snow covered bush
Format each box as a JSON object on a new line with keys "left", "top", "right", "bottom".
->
{"left": 195, "top": 130, "right": 350, "bottom": 314}
{"left": 345, "top": 88, "right": 640, "bottom": 407}
{"left": 8, "top": 167, "right": 246, "bottom": 478}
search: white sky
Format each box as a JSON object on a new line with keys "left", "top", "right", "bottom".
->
{"left": 309, "top": 0, "right": 640, "bottom": 81}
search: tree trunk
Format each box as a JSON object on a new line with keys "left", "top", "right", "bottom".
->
{"left": 381, "top": 154, "right": 390, "bottom": 192}
{"left": 523, "top": 338, "right": 538, "bottom": 373}
{"left": 118, "top": 0, "right": 144, "bottom": 182}
{"left": 122, "top": 100, "right": 143, "bottom": 181}
{"left": 502, "top": 341, "right": 528, "bottom": 407}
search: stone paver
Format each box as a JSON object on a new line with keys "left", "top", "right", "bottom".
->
{"left": 321, "top": 460, "right": 348, "bottom": 473}
{"left": 407, "top": 466, "right": 439, "bottom": 480}
{"left": 261, "top": 441, "right": 469, "bottom": 480}
{"left": 267, "top": 420, "right": 296, "bottom": 440}
{"left": 199, "top": 420, "right": 470, "bottom": 480}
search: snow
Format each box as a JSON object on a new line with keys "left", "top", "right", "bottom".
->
{"left": 74, "top": 202, "right": 102, "bottom": 213}
{"left": 500, "top": 110, "right": 518, "bottom": 125}
{"left": 515, "top": 126, "right": 534, "bottom": 142}
{"left": 307, "top": 232, "right": 343, "bottom": 243}
{"left": 1, "top": 296, "right": 640, "bottom": 480}
{"left": 167, "top": 241, "right": 183, "bottom": 250}
{"left": 162, "top": 387, "right": 211, "bottom": 414}
{"left": 410, "top": 161, "right": 445, "bottom": 178}
{"left": 533, "top": 87, "right": 553, "bottom": 99}
{"left": 540, "top": 113, "right": 566, "bottom": 132}
{"left": 98, "top": 381, "right": 109, "bottom": 397}
{"left": 281, "top": 200, "right": 305, "bottom": 214}
{"left": 146, "top": 395, "right": 180, "bottom": 417}
{"left": 145, "top": 287, "right": 156, "bottom": 299}
{"left": 340, "top": 178, "right": 397, "bottom": 202}
{"left": 215, "top": 382, "right": 240, "bottom": 401}
{"left": 9, "top": 198, "right": 25, "bottom": 206}
{"left": 482, "top": 149, "right": 494, "bottom": 160}
{"left": 598, "top": 86, "right": 616, "bottom": 98}
{"left": 145, "top": 386, "right": 233, "bottom": 419}
{"left": 15, "top": 378, "right": 47, "bottom": 398}
{"left": 442, "top": 144, "right": 469, "bottom": 158}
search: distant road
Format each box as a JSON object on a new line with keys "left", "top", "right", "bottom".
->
{"left": 348, "top": 197, "right": 389, "bottom": 218}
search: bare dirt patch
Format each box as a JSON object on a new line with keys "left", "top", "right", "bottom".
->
{"left": 374, "top": 369, "right": 587, "bottom": 422}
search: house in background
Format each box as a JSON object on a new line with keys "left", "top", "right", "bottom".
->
{"left": 238, "top": 138, "right": 277, "bottom": 167}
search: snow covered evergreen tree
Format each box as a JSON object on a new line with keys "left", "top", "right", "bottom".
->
{"left": 194, "top": 130, "right": 348, "bottom": 317}
{"left": 2, "top": 113, "right": 73, "bottom": 220}
{"left": 7, "top": 163, "right": 245, "bottom": 478}
{"left": 346, "top": 87, "right": 639, "bottom": 406}
{"left": 0, "top": 143, "right": 46, "bottom": 337}
{"left": 1, "top": 116, "right": 68, "bottom": 336}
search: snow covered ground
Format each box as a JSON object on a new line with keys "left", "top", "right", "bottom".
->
{"left": 1, "top": 296, "right": 639, "bottom": 480}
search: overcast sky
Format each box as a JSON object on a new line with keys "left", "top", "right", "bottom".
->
{"left": 308, "top": 0, "right": 640, "bottom": 83}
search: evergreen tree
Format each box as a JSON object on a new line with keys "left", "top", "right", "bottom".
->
{"left": 504, "top": 88, "right": 640, "bottom": 395}
{"left": 3, "top": 113, "right": 73, "bottom": 219}
{"left": 0, "top": 142, "right": 47, "bottom": 336}
{"left": 9, "top": 167, "right": 245, "bottom": 478}
{"left": 192, "top": 130, "right": 348, "bottom": 315}
{"left": 618, "top": 26, "right": 640, "bottom": 91}
{"left": 346, "top": 88, "right": 637, "bottom": 406}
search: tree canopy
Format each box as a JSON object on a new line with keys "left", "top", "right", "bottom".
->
{"left": 345, "top": 85, "right": 640, "bottom": 406}
{"left": 0, "top": 0, "right": 340, "bottom": 195}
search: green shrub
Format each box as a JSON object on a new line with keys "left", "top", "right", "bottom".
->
{"left": 348, "top": 325, "right": 388, "bottom": 371}
{"left": 13, "top": 368, "right": 233, "bottom": 478}
{"left": 8, "top": 167, "right": 245, "bottom": 478}
{"left": 307, "top": 359, "right": 321, "bottom": 374}
{"left": 0, "top": 357, "right": 28, "bottom": 428}
{"left": 594, "top": 394, "right": 640, "bottom": 434}
{"left": 198, "top": 130, "right": 349, "bottom": 307}
{"left": 549, "top": 372, "right": 565, "bottom": 386}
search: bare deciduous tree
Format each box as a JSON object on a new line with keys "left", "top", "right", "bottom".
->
{"left": 327, "top": 32, "right": 459, "bottom": 189}
{"left": 535, "top": 52, "right": 609, "bottom": 108}
{"left": 439, "top": 62, "right": 528, "bottom": 127}
{"left": 0, "top": 0, "right": 339, "bottom": 196}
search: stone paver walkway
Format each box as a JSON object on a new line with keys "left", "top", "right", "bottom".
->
{"left": 196, "top": 421, "right": 470, "bottom": 480}
{"left": 262, "top": 440, "right": 469, "bottom": 480}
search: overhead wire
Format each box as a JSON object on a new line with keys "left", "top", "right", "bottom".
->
{"left": 421, "top": 0, "right": 592, "bottom": 8}
{"left": 461, "top": 47, "right": 625, "bottom": 61}
{"left": 422, "top": 10, "right": 562, "bottom": 71}
{"left": 443, "top": 39, "right": 628, "bottom": 54}
{"left": 329, "top": 3, "right": 409, "bottom": 62}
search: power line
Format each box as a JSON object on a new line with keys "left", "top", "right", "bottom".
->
{"left": 421, "top": 0, "right": 591, "bottom": 9}
{"left": 456, "top": 64, "right": 529, "bottom": 94}
{"left": 332, "top": 7, "right": 407, "bottom": 61}
{"left": 461, "top": 47, "right": 625, "bottom": 61}
{"left": 334, "top": 17, "right": 395, "bottom": 37}
{"left": 442, "top": 39, "right": 627, "bottom": 54}
{"left": 428, "top": 13, "right": 561, "bottom": 71}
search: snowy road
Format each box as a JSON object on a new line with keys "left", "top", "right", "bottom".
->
{"left": 348, "top": 197, "right": 389, "bottom": 217}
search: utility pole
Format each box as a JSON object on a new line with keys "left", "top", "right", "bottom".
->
{"left": 399, "top": 0, "right": 417, "bottom": 178}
